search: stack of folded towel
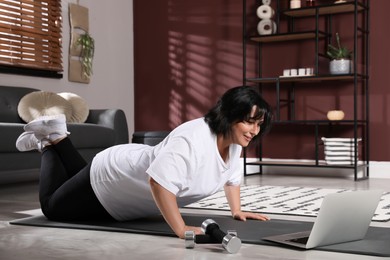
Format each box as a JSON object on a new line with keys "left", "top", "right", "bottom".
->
{"left": 322, "top": 137, "right": 361, "bottom": 165}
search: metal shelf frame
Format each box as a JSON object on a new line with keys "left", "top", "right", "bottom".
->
{"left": 242, "top": 0, "right": 370, "bottom": 181}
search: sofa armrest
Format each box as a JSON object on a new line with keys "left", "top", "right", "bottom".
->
{"left": 86, "top": 109, "right": 129, "bottom": 144}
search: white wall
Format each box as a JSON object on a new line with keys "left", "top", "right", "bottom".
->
{"left": 1, "top": 0, "right": 134, "bottom": 136}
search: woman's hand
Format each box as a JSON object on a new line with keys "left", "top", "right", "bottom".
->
{"left": 233, "top": 211, "right": 270, "bottom": 221}
{"left": 178, "top": 225, "right": 203, "bottom": 239}
{"left": 149, "top": 177, "right": 203, "bottom": 238}
{"left": 224, "top": 185, "right": 270, "bottom": 222}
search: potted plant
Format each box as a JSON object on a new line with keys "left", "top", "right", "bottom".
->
{"left": 76, "top": 32, "right": 95, "bottom": 79}
{"left": 327, "top": 32, "right": 352, "bottom": 75}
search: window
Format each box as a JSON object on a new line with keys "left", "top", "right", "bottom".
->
{"left": 0, "top": 0, "right": 62, "bottom": 78}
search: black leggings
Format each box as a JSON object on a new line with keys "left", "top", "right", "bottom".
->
{"left": 39, "top": 138, "right": 113, "bottom": 221}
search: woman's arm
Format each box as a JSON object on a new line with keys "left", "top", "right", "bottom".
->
{"left": 224, "top": 184, "right": 270, "bottom": 221}
{"left": 149, "top": 177, "right": 202, "bottom": 238}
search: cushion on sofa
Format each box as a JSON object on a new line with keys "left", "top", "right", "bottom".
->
{"left": 58, "top": 92, "right": 89, "bottom": 123}
{"left": 66, "top": 123, "right": 116, "bottom": 148}
{"left": 0, "top": 86, "right": 38, "bottom": 123}
{"left": 17, "top": 91, "right": 73, "bottom": 123}
{"left": 17, "top": 91, "right": 90, "bottom": 124}
{"left": 0, "top": 123, "right": 25, "bottom": 152}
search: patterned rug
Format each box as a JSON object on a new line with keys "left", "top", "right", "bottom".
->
{"left": 185, "top": 185, "right": 390, "bottom": 222}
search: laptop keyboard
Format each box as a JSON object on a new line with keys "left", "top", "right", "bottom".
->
{"left": 289, "top": 237, "right": 309, "bottom": 244}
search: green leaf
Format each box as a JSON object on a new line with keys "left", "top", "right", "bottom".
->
{"left": 327, "top": 33, "right": 351, "bottom": 60}
{"left": 76, "top": 32, "right": 95, "bottom": 79}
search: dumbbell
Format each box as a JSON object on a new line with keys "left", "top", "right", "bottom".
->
{"left": 184, "top": 219, "right": 242, "bottom": 254}
{"left": 184, "top": 232, "right": 217, "bottom": 246}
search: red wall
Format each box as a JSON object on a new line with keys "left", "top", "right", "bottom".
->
{"left": 134, "top": 0, "right": 390, "bottom": 161}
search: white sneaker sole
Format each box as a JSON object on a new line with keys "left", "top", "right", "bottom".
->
{"left": 24, "top": 114, "right": 69, "bottom": 140}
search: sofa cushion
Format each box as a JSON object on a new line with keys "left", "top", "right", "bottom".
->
{"left": 0, "top": 123, "right": 25, "bottom": 152}
{"left": 58, "top": 92, "right": 89, "bottom": 123}
{"left": 67, "top": 123, "right": 116, "bottom": 148}
{"left": 0, "top": 86, "right": 38, "bottom": 123}
{"left": 17, "top": 91, "right": 73, "bottom": 123}
{"left": 0, "top": 152, "right": 42, "bottom": 171}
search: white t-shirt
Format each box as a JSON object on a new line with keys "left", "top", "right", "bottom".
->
{"left": 90, "top": 118, "right": 242, "bottom": 221}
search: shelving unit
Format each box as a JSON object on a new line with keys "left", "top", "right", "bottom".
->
{"left": 250, "top": 31, "right": 327, "bottom": 42}
{"left": 242, "top": 0, "right": 370, "bottom": 181}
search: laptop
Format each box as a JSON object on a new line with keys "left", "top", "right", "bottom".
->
{"left": 263, "top": 190, "right": 383, "bottom": 249}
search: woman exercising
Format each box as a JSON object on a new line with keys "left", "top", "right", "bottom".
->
{"left": 16, "top": 86, "right": 272, "bottom": 238}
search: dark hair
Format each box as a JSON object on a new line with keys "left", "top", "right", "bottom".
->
{"left": 204, "top": 86, "right": 272, "bottom": 140}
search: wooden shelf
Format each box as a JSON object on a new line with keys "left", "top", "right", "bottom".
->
{"left": 283, "top": 2, "right": 366, "bottom": 17}
{"left": 272, "top": 120, "right": 366, "bottom": 125}
{"left": 246, "top": 159, "right": 368, "bottom": 169}
{"left": 250, "top": 31, "right": 326, "bottom": 43}
{"left": 246, "top": 74, "right": 365, "bottom": 83}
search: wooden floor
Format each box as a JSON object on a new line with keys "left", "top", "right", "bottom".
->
{"left": 1, "top": 173, "right": 389, "bottom": 260}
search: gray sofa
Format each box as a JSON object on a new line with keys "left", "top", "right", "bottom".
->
{"left": 0, "top": 85, "right": 129, "bottom": 184}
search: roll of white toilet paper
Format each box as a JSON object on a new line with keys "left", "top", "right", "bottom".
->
{"left": 256, "top": 5, "right": 274, "bottom": 19}
{"left": 257, "top": 19, "right": 277, "bottom": 35}
{"left": 262, "top": 0, "right": 271, "bottom": 5}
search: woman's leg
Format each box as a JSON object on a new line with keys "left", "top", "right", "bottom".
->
{"left": 18, "top": 115, "right": 113, "bottom": 220}
{"left": 39, "top": 143, "right": 113, "bottom": 221}
{"left": 50, "top": 137, "right": 88, "bottom": 178}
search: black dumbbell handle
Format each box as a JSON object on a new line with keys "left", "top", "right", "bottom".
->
{"left": 194, "top": 234, "right": 219, "bottom": 244}
{"left": 205, "top": 223, "right": 226, "bottom": 243}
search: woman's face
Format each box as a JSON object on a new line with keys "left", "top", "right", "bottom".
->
{"left": 231, "top": 106, "right": 263, "bottom": 147}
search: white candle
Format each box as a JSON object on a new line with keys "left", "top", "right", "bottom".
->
{"left": 290, "top": 0, "right": 301, "bottom": 9}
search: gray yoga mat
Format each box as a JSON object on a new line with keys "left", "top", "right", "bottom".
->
{"left": 10, "top": 214, "right": 390, "bottom": 257}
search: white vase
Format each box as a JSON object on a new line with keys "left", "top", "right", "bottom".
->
{"left": 329, "top": 59, "right": 351, "bottom": 75}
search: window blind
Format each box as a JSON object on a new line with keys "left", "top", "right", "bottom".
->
{"left": 0, "top": 0, "right": 62, "bottom": 76}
